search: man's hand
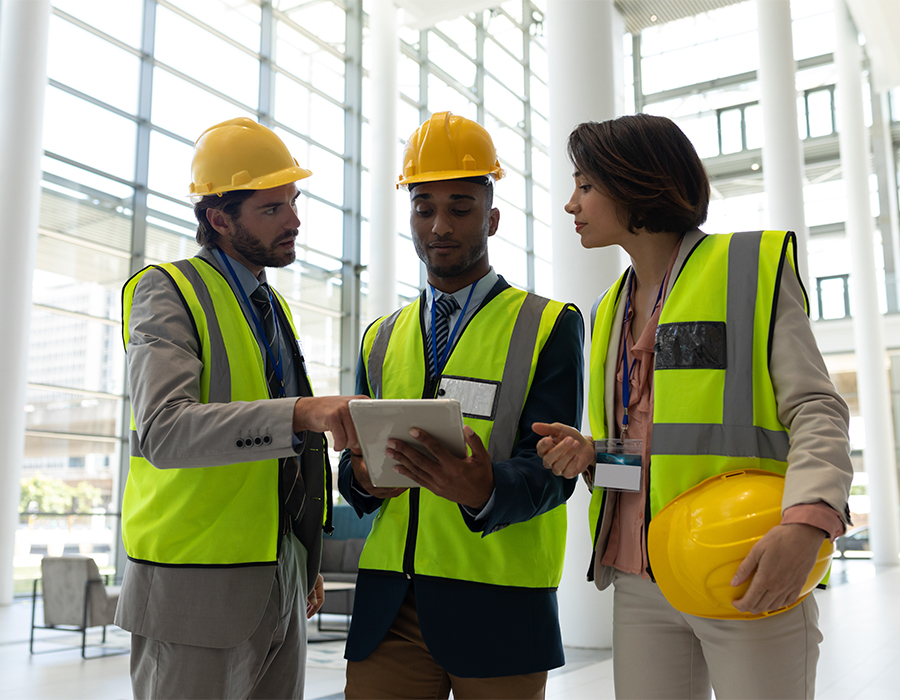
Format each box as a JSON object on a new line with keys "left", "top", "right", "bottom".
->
{"left": 350, "top": 449, "right": 409, "bottom": 499}
{"left": 306, "top": 573, "right": 325, "bottom": 619}
{"left": 533, "top": 422, "right": 594, "bottom": 479}
{"left": 292, "top": 396, "right": 367, "bottom": 451}
{"left": 731, "top": 523, "right": 827, "bottom": 615}
{"left": 388, "top": 425, "right": 493, "bottom": 509}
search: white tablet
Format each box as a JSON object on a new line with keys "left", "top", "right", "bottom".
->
{"left": 348, "top": 399, "right": 467, "bottom": 488}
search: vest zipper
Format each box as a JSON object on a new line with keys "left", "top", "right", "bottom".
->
{"left": 403, "top": 488, "right": 420, "bottom": 576}
{"left": 644, "top": 468, "right": 655, "bottom": 582}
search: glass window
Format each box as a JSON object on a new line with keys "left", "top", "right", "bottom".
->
{"left": 274, "top": 74, "right": 346, "bottom": 154}
{"left": 484, "top": 75, "right": 523, "bottom": 128}
{"left": 147, "top": 130, "right": 195, "bottom": 201}
{"left": 434, "top": 16, "right": 476, "bottom": 59}
{"left": 168, "top": 0, "right": 261, "bottom": 50}
{"left": 299, "top": 198, "right": 344, "bottom": 260}
{"left": 429, "top": 32, "right": 475, "bottom": 88}
{"left": 490, "top": 236, "right": 527, "bottom": 288}
{"left": 152, "top": 68, "right": 254, "bottom": 142}
{"left": 491, "top": 122, "right": 526, "bottom": 173}
{"left": 485, "top": 37, "right": 524, "bottom": 97}
{"left": 398, "top": 51, "right": 423, "bottom": 101}
{"left": 485, "top": 10, "right": 522, "bottom": 59}
{"left": 495, "top": 205, "right": 527, "bottom": 249}
{"left": 744, "top": 103, "right": 763, "bottom": 150}
{"left": 807, "top": 88, "right": 834, "bottom": 137}
{"left": 52, "top": 0, "right": 144, "bottom": 49}
{"left": 43, "top": 87, "right": 137, "bottom": 181}
{"left": 276, "top": 20, "right": 346, "bottom": 102}
{"left": 154, "top": 6, "right": 259, "bottom": 109}
{"left": 280, "top": 132, "right": 345, "bottom": 207}
{"left": 719, "top": 108, "right": 743, "bottom": 154}
{"left": 427, "top": 74, "right": 476, "bottom": 119}
{"left": 276, "top": 0, "right": 346, "bottom": 50}
{"left": 48, "top": 15, "right": 141, "bottom": 114}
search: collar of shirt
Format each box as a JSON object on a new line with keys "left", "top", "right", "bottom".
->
{"left": 424, "top": 267, "right": 499, "bottom": 342}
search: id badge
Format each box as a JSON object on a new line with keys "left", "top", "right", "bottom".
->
{"left": 593, "top": 438, "right": 643, "bottom": 492}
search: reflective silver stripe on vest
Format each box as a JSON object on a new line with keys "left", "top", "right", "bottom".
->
{"left": 131, "top": 430, "right": 144, "bottom": 458}
{"left": 652, "top": 232, "right": 790, "bottom": 462}
{"left": 169, "top": 260, "right": 232, "bottom": 405}
{"left": 488, "top": 294, "right": 550, "bottom": 462}
{"left": 367, "top": 308, "right": 404, "bottom": 399}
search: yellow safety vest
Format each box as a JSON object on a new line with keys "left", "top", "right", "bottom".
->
{"left": 587, "top": 231, "right": 807, "bottom": 546}
{"left": 121, "top": 258, "right": 324, "bottom": 566}
{"left": 358, "top": 286, "right": 570, "bottom": 588}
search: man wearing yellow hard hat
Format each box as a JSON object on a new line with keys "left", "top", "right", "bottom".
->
{"left": 337, "top": 112, "right": 585, "bottom": 698}
{"left": 116, "top": 117, "right": 365, "bottom": 699}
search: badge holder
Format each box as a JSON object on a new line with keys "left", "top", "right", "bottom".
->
{"left": 592, "top": 438, "right": 643, "bottom": 492}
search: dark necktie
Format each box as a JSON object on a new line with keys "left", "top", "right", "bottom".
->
{"left": 429, "top": 293, "right": 459, "bottom": 376}
{"left": 250, "top": 283, "right": 305, "bottom": 523}
{"left": 250, "top": 283, "right": 281, "bottom": 398}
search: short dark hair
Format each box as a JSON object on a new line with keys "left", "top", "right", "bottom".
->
{"left": 567, "top": 114, "right": 709, "bottom": 234}
{"left": 408, "top": 175, "right": 494, "bottom": 210}
{"left": 193, "top": 189, "right": 255, "bottom": 247}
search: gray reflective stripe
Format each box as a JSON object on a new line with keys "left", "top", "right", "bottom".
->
{"left": 488, "top": 294, "right": 550, "bottom": 462}
{"left": 367, "top": 309, "right": 403, "bottom": 399}
{"left": 651, "top": 423, "right": 790, "bottom": 462}
{"left": 651, "top": 231, "right": 789, "bottom": 462}
{"left": 131, "top": 430, "right": 144, "bottom": 458}
{"left": 724, "top": 232, "right": 761, "bottom": 426}
{"left": 169, "top": 260, "right": 231, "bottom": 404}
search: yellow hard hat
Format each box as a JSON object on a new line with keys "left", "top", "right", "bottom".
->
{"left": 397, "top": 111, "right": 505, "bottom": 188}
{"left": 188, "top": 117, "right": 312, "bottom": 198}
{"left": 648, "top": 469, "right": 833, "bottom": 620}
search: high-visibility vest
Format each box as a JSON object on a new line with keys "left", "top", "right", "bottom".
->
{"left": 358, "top": 286, "right": 570, "bottom": 588}
{"left": 121, "top": 258, "right": 325, "bottom": 566}
{"left": 587, "top": 231, "right": 807, "bottom": 546}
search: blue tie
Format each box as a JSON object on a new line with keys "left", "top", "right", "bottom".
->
{"left": 430, "top": 294, "right": 459, "bottom": 376}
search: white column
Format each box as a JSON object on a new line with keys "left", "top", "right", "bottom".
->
{"left": 366, "top": 0, "right": 398, "bottom": 322}
{"left": 0, "top": 0, "right": 52, "bottom": 605}
{"left": 834, "top": 0, "right": 900, "bottom": 566}
{"left": 547, "top": 0, "right": 624, "bottom": 649}
{"left": 757, "top": 0, "right": 810, "bottom": 283}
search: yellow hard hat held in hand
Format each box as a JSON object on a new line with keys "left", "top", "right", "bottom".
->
{"left": 188, "top": 117, "right": 312, "bottom": 199}
{"left": 648, "top": 469, "right": 834, "bottom": 620}
{"left": 397, "top": 111, "right": 505, "bottom": 188}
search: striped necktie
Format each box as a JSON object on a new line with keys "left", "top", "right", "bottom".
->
{"left": 249, "top": 283, "right": 281, "bottom": 398}
{"left": 429, "top": 293, "right": 459, "bottom": 376}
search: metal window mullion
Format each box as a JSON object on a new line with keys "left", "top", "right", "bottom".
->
{"left": 259, "top": 1, "right": 274, "bottom": 122}
{"left": 340, "top": 0, "right": 363, "bottom": 395}
{"left": 475, "top": 14, "right": 485, "bottom": 124}
{"left": 523, "top": 0, "right": 534, "bottom": 293}
{"left": 418, "top": 28, "right": 429, "bottom": 290}
{"left": 633, "top": 33, "right": 644, "bottom": 113}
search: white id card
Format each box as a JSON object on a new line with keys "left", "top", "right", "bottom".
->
{"left": 593, "top": 438, "right": 643, "bottom": 492}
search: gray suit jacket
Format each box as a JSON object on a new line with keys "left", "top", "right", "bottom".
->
{"left": 115, "top": 248, "right": 327, "bottom": 648}
{"left": 591, "top": 229, "right": 853, "bottom": 590}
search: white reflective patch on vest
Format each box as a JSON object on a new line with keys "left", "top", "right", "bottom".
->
{"left": 438, "top": 376, "right": 500, "bottom": 421}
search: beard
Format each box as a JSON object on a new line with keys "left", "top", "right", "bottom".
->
{"left": 230, "top": 219, "right": 297, "bottom": 269}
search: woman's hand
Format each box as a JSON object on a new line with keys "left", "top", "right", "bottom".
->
{"left": 533, "top": 422, "right": 594, "bottom": 479}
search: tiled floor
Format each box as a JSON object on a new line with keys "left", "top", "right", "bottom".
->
{"left": 0, "top": 558, "right": 896, "bottom": 699}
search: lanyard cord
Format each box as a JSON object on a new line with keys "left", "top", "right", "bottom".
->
{"left": 218, "top": 250, "right": 286, "bottom": 397}
{"left": 621, "top": 269, "right": 667, "bottom": 436}
{"left": 430, "top": 282, "right": 477, "bottom": 375}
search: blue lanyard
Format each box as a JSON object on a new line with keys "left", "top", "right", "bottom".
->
{"left": 430, "top": 282, "right": 476, "bottom": 375}
{"left": 621, "top": 269, "right": 667, "bottom": 436}
{"left": 218, "top": 250, "right": 285, "bottom": 397}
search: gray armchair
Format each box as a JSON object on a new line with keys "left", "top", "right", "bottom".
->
{"left": 30, "top": 555, "right": 125, "bottom": 658}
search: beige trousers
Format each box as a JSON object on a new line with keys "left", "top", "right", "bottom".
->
{"left": 611, "top": 572, "right": 822, "bottom": 700}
